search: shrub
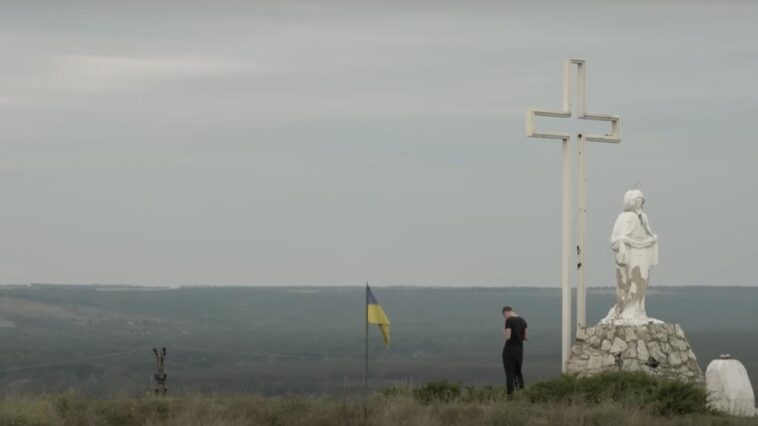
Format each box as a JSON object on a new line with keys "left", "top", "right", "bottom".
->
{"left": 52, "top": 391, "right": 90, "bottom": 426}
{"left": 0, "top": 407, "right": 51, "bottom": 426}
{"left": 461, "top": 385, "right": 507, "bottom": 403}
{"left": 95, "top": 400, "right": 140, "bottom": 426}
{"left": 379, "top": 387, "right": 411, "bottom": 398}
{"left": 521, "top": 371, "right": 709, "bottom": 416}
{"left": 521, "top": 374, "right": 580, "bottom": 404}
{"left": 576, "top": 371, "right": 658, "bottom": 404}
{"left": 412, "top": 380, "right": 461, "bottom": 404}
{"left": 650, "top": 379, "right": 709, "bottom": 416}
{"left": 52, "top": 391, "right": 86, "bottom": 418}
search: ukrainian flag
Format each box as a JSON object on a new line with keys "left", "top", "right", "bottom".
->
{"left": 366, "top": 286, "right": 391, "bottom": 348}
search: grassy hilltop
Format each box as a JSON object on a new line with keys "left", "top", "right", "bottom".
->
{"left": 1, "top": 373, "right": 756, "bottom": 426}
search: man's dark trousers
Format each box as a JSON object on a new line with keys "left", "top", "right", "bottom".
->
{"left": 502, "top": 345, "right": 524, "bottom": 395}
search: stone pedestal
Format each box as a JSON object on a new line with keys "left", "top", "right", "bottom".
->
{"left": 566, "top": 323, "right": 703, "bottom": 383}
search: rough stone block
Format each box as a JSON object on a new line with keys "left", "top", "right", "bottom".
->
{"left": 674, "top": 324, "right": 685, "bottom": 339}
{"left": 637, "top": 328, "right": 650, "bottom": 341}
{"left": 610, "top": 337, "right": 628, "bottom": 353}
{"left": 624, "top": 327, "right": 637, "bottom": 341}
{"left": 602, "top": 354, "right": 616, "bottom": 367}
{"left": 601, "top": 339, "right": 611, "bottom": 351}
{"left": 588, "top": 355, "right": 602, "bottom": 370}
{"left": 668, "top": 352, "right": 682, "bottom": 366}
{"left": 648, "top": 341, "right": 665, "bottom": 362}
{"left": 624, "top": 345, "right": 637, "bottom": 359}
{"left": 637, "top": 340, "right": 649, "bottom": 361}
{"left": 577, "top": 328, "right": 589, "bottom": 341}
{"left": 672, "top": 338, "right": 688, "bottom": 351}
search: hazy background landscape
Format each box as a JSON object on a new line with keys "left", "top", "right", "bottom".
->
{"left": 1, "top": 285, "right": 755, "bottom": 398}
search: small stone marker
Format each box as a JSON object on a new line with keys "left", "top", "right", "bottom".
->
{"left": 705, "top": 355, "right": 755, "bottom": 417}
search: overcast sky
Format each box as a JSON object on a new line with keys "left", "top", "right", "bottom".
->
{"left": 0, "top": 1, "right": 756, "bottom": 287}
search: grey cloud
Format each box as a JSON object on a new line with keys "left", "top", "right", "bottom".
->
{"left": 0, "top": 1, "right": 755, "bottom": 286}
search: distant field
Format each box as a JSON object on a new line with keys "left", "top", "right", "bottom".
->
{"left": 0, "top": 285, "right": 756, "bottom": 396}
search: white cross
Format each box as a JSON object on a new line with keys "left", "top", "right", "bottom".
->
{"left": 525, "top": 58, "right": 621, "bottom": 372}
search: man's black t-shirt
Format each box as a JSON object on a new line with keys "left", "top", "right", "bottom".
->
{"left": 504, "top": 316, "right": 528, "bottom": 349}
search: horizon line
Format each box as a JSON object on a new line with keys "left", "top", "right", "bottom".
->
{"left": 1, "top": 283, "right": 756, "bottom": 289}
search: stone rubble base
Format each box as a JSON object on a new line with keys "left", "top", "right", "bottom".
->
{"left": 567, "top": 322, "right": 703, "bottom": 383}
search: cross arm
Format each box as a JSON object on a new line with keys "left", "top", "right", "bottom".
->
{"left": 579, "top": 113, "right": 620, "bottom": 143}
{"left": 526, "top": 108, "right": 571, "bottom": 139}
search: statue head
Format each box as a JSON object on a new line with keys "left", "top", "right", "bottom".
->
{"left": 623, "top": 189, "right": 645, "bottom": 214}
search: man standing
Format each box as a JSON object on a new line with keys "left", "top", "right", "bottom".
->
{"left": 502, "top": 306, "right": 527, "bottom": 397}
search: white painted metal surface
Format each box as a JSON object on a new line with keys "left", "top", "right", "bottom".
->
{"left": 577, "top": 134, "right": 586, "bottom": 330}
{"left": 526, "top": 58, "right": 621, "bottom": 372}
{"left": 561, "top": 137, "right": 572, "bottom": 371}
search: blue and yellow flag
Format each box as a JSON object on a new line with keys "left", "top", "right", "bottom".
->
{"left": 366, "top": 286, "right": 391, "bottom": 348}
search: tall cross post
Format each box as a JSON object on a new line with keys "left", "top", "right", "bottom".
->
{"left": 526, "top": 58, "right": 621, "bottom": 372}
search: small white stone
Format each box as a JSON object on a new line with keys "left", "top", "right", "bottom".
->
{"left": 706, "top": 358, "right": 755, "bottom": 417}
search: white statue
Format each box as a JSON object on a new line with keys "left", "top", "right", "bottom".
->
{"left": 601, "top": 189, "right": 662, "bottom": 325}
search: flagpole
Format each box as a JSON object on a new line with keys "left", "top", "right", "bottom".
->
{"left": 364, "top": 282, "right": 369, "bottom": 419}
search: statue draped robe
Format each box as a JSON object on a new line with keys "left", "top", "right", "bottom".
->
{"left": 601, "top": 190, "right": 661, "bottom": 325}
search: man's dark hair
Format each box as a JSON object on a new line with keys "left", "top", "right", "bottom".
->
{"left": 502, "top": 306, "right": 513, "bottom": 314}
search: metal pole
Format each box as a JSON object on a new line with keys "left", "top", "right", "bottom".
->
{"left": 575, "top": 61, "right": 587, "bottom": 331}
{"left": 364, "top": 282, "right": 369, "bottom": 419}
{"left": 577, "top": 134, "right": 586, "bottom": 329}
{"left": 562, "top": 59, "right": 571, "bottom": 112}
{"left": 560, "top": 57, "right": 573, "bottom": 374}
{"left": 561, "top": 137, "right": 572, "bottom": 373}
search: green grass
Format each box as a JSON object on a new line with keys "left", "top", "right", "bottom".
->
{"left": 0, "top": 373, "right": 755, "bottom": 426}
{"left": 522, "top": 371, "right": 710, "bottom": 416}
